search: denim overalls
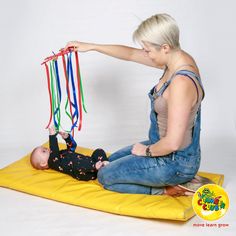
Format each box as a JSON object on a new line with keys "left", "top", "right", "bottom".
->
{"left": 98, "top": 70, "right": 205, "bottom": 195}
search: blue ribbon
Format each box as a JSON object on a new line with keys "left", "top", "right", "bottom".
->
{"left": 66, "top": 52, "right": 79, "bottom": 131}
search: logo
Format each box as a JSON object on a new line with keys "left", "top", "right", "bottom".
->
{"left": 192, "top": 184, "right": 229, "bottom": 221}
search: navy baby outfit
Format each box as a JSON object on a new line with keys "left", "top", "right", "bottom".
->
{"left": 48, "top": 134, "right": 108, "bottom": 181}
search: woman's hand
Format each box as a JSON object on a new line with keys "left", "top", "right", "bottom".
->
{"left": 131, "top": 143, "right": 147, "bottom": 156}
{"left": 65, "top": 41, "right": 94, "bottom": 52}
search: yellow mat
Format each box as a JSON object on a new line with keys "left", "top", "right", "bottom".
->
{"left": 0, "top": 142, "right": 224, "bottom": 221}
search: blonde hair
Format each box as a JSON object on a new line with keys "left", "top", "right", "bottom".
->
{"left": 133, "top": 13, "right": 180, "bottom": 49}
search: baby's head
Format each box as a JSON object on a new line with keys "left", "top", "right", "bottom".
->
{"left": 30, "top": 146, "right": 50, "bottom": 170}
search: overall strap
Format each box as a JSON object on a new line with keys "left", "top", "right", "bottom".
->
{"left": 162, "top": 70, "right": 205, "bottom": 101}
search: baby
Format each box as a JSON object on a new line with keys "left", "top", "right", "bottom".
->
{"left": 30, "top": 126, "right": 109, "bottom": 181}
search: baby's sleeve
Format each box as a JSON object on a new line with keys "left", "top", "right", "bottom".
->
{"left": 64, "top": 134, "right": 77, "bottom": 152}
{"left": 49, "top": 134, "right": 60, "bottom": 157}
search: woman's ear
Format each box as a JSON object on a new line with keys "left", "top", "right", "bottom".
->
{"left": 162, "top": 44, "right": 171, "bottom": 54}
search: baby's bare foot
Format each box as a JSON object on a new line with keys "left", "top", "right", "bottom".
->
{"left": 95, "top": 161, "right": 103, "bottom": 170}
{"left": 102, "top": 161, "right": 109, "bottom": 166}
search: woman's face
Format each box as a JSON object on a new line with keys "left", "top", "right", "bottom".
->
{"left": 142, "top": 41, "right": 167, "bottom": 67}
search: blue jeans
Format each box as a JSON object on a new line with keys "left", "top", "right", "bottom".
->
{"left": 97, "top": 140, "right": 200, "bottom": 195}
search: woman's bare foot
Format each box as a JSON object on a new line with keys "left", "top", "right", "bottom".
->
{"left": 165, "top": 185, "right": 194, "bottom": 197}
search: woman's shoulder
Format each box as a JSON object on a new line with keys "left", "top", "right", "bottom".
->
{"left": 178, "top": 51, "right": 200, "bottom": 76}
{"left": 169, "top": 70, "right": 204, "bottom": 105}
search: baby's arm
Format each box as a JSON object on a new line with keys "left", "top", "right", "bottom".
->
{"left": 59, "top": 132, "right": 77, "bottom": 152}
{"left": 49, "top": 127, "right": 60, "bottom": 158}
{"left": 48, "top": 128, "right": 72, "bottom": 174}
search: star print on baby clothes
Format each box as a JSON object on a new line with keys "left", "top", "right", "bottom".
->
{"left": 47, "top": 134, "right": 107, "bottom": 181}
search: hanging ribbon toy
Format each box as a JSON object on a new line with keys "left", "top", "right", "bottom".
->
{"left": 41, "top": 47, "right": 87, "bottom": 135}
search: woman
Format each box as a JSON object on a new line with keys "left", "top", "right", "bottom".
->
{"left": 65, "top": 13, "right": 205, "bottom": 196}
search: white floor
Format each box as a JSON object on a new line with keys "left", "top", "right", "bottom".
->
{"left": 0, "top": 136, "right": 235, "bottom": 236}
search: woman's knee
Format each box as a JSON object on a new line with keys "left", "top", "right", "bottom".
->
{"left": 108, "top": 141, "right": 150, "bottom": 162}
{"left": 97, "top": 167, "right": 109, "bottom": 187}
{"left": 108, "top": 145, "right": 133, "bottom": 162}
{"left": 97, "top": 168, "right": 121, "bottom": 193}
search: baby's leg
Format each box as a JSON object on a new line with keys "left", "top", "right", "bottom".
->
{"left": 91, "top": 148, "right": 108, "bottom": 163}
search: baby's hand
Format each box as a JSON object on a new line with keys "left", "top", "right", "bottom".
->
{"left": 49, "top": 126, "right": 56, "bottom": 135}
{"left": 59, "top": 131, "right": 69, "bottom": 139}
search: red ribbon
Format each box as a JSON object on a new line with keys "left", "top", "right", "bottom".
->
{"left": 41, "top": 47, "right": 75, "bottom": 65}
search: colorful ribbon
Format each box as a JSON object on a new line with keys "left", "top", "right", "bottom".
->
{"left": 42, "top": 47, "right": 87, "bottom": 135}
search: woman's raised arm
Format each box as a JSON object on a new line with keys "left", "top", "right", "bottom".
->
{"left": 65, "top": 41, "right": 157, "bottom": 68}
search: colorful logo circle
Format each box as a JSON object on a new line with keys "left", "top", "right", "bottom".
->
{"left": 192, "top": 184, "right": 229, "bottom": 221}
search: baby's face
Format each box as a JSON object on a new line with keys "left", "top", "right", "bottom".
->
{"left": 36, "top": 146, "right": 50, "bottom": 164}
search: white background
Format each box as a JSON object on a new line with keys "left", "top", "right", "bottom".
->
{"left": 0, "top": 0, "right": 235, "bottom": 235}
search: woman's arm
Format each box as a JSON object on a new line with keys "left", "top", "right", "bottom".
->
{"left": 65, "top": 41, "right": 158, "bottom": 68}
{"left": 132, "top": 75, "right": 197, "bottom": 157}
